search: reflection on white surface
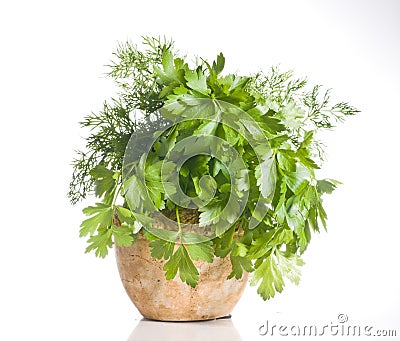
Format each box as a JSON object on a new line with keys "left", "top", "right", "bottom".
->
{"left": 127, "top": 317, "right": 243, "bottom": 341}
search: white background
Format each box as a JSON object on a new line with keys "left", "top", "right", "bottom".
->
{"left": 1, "top": 0, "right": 399, "bottom": 340}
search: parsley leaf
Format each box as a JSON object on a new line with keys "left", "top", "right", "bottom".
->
{"left": 184, "top": 68, "right": 210, "bottom": 95}
{"left": 184, "top": 234, "right": 214, "bottom": 263}
{"left": 112, "top": 225, "right": 134, "bottom": 247}
{"left": 250, "top": 249, "right": 304, "bottom": 300}
{"left": 212, "top": 53, "right": 225, "bottom": 75}
{"left": 163, "top": 244, "right": 199, "bottom": 287}
{"left": 317, "top": 179, "right": 341, "bottom": 194}
{"left": 228, "top": 254, "right": 253, "bottom": 280}
{"left": 89, "top": 165, "right": 116, "bottom": 201}
{"left": 149, "top": 239, "right": 175, "bottom": 260}
{"left": 85, "top": 228, "right": 113, "bottom": 258}
{"left": 254, "top": 146, "right": 277, "bottom": 199}
{"left": 251, "top": 255, "right": 283, "bottom": 300}
{"left": 80, "top": 203, "right": 113, "bottom": 237}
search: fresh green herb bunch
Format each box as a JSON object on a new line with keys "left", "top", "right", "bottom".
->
{"left": 69, "top": 36, "right": 358, "bottom": 300}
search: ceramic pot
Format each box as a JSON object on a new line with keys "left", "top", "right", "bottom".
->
{"left": 115, "top": 235, "right": 248, "bottom": 321}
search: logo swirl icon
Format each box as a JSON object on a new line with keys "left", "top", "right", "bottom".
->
{"left": 337, "top": 313, "right": 349, "bottom": 323}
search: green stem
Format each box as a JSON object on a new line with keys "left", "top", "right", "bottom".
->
{"left": 175, "top": 206, "right": 182, "bottom": 243}
{"left": 111, "top": 172, "right": 122, "bottom": 207}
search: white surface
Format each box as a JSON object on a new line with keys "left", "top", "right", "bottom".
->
{"left": 1, "top": 0, "right": 399, "bottom": 340}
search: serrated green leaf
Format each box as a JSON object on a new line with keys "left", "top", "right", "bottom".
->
{"left": 275, "top": 250, "right": 304, "bottom": 285}
{"left": 304, "top": 221, "right": 312, "bottom": 244}
{"left": 302, "top": 184, "right": 317, "bottom": 210}
{"left": 145, "top": 160, "right": 176, "bottom": 182}
{"left": 273, "top": 228, "right": 294, "bottom": 245}
{"left": 218, "top": 183, "right": 231, "bottom": 193}
{"left": 186, "top": 242, "right": 214, "bottom": 263}
{"left": 85, "top": 228, "right": 113, "bottom": 258}
{"left": 317, "top": 179, "right": 340, "bottom": 194}
{"left": 90, "top": 165, "right": 116, "bottom": 202}
{"left": 145, "top": 160, "right": 163, "bottom": 181}
{"left": 184, "top": 155, "right": 210, "bottom": 178}
{"left": 284, "top": 165, "right": 310, "bottom": 194}
{"left": 249, "top": 197, "right": 271, "bottom": 223}
{"left": 82, "top": 202, "right": 110, "bottom": 215}
{"left": 228, "top": 75, "right": 250, "bottom": 92}
{"left": 90, "top": 164, "right": 114, "bottom": 179}
{"left": 296, "top": 131, "right": 320, "bottom": 170}
{"left": 260, "top": 116, "right": 286, "bottom": 134}
{"left": 285, "top": 195, "right": 308, "bottom": 231}
{"left": 197, "top": 176, "right": 217, "bottom": 201}
{"left": 112, "top": 225, "right": 134, "bottom": 247}
{"left": 294, "top": 225, "right": 308, "bottom": 253}
{"left": 212, "top": 53, "right": 225, "bottom": 74}
{"left": 162, "top": 50, "right": 174, "bottom": 72}
{"left": 250, "top": 253, "right": 284, "bottom": 300}
{"left": 297, "top": 149, "right": 320, "bottom": 170}
{"left": 232, "top": 242, "right": 248, "bottom": 257}
{"left": 149, "top": 239, "right": 175, "bottom": 260}
{"left": 222, "top": 124, "right": 241, "bottom": 146}
{"left": 317, "top": 201, "right": 328, "bottom": 230}
{"left": 157, "top": 50, "right": 186, "bottom": 84}
{"left": 146, "top": 181, "right": 171, "bottom": 209}
{"left": 115, "top": 205, "right": 132, "bottom": 218}
{"left": 277, "top": 149, "right": 296, "bottom": 172}
{"left": 248, "top": 230, "right": 275, "bottom": 259}
{"left": 269, "top": 134, "right": 290, "bottom": 149}
{"left": 132, "top": 212, "right": 153, "bottom": 227}
{"left": 213, "top": 159, "right": 229, "bottom": 179}
{"left": 199, "top": 202, "right": 221, "bottom": 226}
{"left": 158, "top": 81, "right": 180, "bottom": 98}
{"left": 302, "top": 130, "right": 314, "bottom": 145}
{"left": 115, "top": 205, "right": 138, "bottom": 232}
{"left": 278, "top": 101, "right": 306, "bottom": 129}
{"left": 275, "top": 182, "right": 287, "bottom": 224}
{"left": 194, "top": 119, "right": 219, "bottom": 136}
{"left": 236, "top": 169, "right": 249, "bottom": 192}
{"left": 185, "top": 68, "right": 210, "bottom": 95}
{"left": 180, "top": 165, "right": 190, "bottom": 177}
{"left": 163, "top": 244, "right": 199, "bottom": 287}
{"left": 219, "top": 196, "right": 240, "bottom": 227}
{"left": 254, "top": 149, "right": 276, "bottom": 199}
{"left": 228, "top": 255, "right": 253, "bottom": 280}
{"left": 213, "top": 225, "right": 235, "bottom": 258}
{"left": 124, "top": 174, "right": 146, "bottom": 210}
{"left": 80, "top": 203, "right": 113, "bottom": 237}
{"left": 308, "top": 206, "right": 319, "bottom": 232}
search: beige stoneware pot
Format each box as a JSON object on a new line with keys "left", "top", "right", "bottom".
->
{"left": 115, "top": 235, "right": 248, "bottom": 321}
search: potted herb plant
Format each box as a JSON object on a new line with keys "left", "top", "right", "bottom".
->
{"left": 69, "top": 36, "right": 358, "bottom": 321}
